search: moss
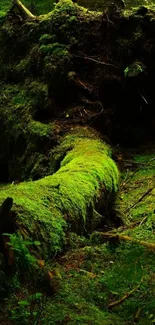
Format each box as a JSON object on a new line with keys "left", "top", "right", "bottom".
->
{"left": 40, "top": 0, "right": 79, "bottom": 45}
{"left": 0, "top": 81, "right": 55, "bottom": 180}
{"left": 40, "top": 43, "right": 69, "bottom": 57}
{"left": 43, "top": 296, "right": 122, "bottom": 324}
{"left": 27, "top": 120, "right": 52, "bottom": 138}
{"left": 0, "top": 0, "right": 55, "bottom": 16}
{"left": 25, "top": 80, "right": 48, "bottom": 112}
{"left": 39, "top": 33, "right": 56, "bottom": 45}
{"left": 0, "top": 128, "right": 119, "bottom": 257}
{"left": 118, "top": 149, "right": 155, "bottom": 242}
{"left": 38, "top": 238, "right": 155, "bottom": 324}
{"left": 124, "top": 61, "right": 145, "bottom": 77}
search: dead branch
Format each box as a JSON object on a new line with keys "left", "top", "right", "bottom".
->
{"left": 138, "top": 216, "right": 147, "bottom": 227}
{"left": 123, "top": 187, "right": 154, "bottom": 213}
{"left": 134, "top": 308, "right": 142, "bottom": 322}
{"left": 110, "top": 217, "right": 147, "bottom": 233}
{"left": 123, "top": 159, "right": 155, "bottom": 167}
{"left": 98, "top": 232, "right": 155, "bottom": 250}
{"left": 108, "top": 281, "right": 142, "bottom": 310}
{"left": 121, "top": 156, "right": 155, "bottom": 188}
{"left": 73, "top": 54, "right": 118, "bottom": 68}
{"left": 120, "top": 167, "right": 141, "bottom": 188}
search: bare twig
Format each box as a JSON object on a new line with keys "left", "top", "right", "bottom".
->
{"left": 123, "top": 187, "right": 154, "bottom": 213}
{"left": 73, "top": 54, "right": 118, "bottom": 68}
{"left": 110, "top": 218, "right": 147, "bottom": 233}
{"left": 108, "top": 281, "right": 142, "bottom": 310}
{"left": 134, "top": 308, "right": 142, "bottom": 322}
{"left": 120, "top": 156, "right": 155, "bottom": 188}
{"left": 123, "top": 159, "right": 155, "bottom": 167}
{"left": 120, "top": 163, "right": 144, "bottom": 188}
{"left": 138, "top": 216, "right": 147, "bottom": 227}
{"left": 97, "top": 231, "right": 155, "bottom": 250}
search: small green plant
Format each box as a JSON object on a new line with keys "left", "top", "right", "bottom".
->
{"left": 10, "top": 292, "right": 43, "bottom": 325}
{"left": 124, "top": 61, "right": 144, "bottom": 77}
{"left": 5, "top": 233, "right": 40, "bottom": 269}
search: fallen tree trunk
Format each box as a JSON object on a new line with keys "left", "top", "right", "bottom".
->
{"left": 0, "top": 127, "right": 119, "bottom": 259}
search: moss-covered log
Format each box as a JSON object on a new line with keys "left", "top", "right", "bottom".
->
{"left": 0, "top": 127, "right": 119, "bottom": 258}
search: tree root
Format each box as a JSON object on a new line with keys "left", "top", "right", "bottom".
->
{"left": 12, "top": 0, "right": 37, "bottom": 20}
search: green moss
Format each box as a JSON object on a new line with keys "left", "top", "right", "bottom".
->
{"left": 25, "top": 80, "right": 48, "bottom": 110}
{"left": 27, "top": 120, "right": 50, "bottom": 137}
{"left": 14, "top": 57, "right": 33, "bottom": 78}
{"left": 38, "top": 238, "right": 155, "bottom": 324}
{"left": 124, "top": 61, "right": 144, "bottom": 77}
{"left": 43, "top": 294, "right": 122, "bottom": 324}
{"left": 0, "top": 129, "right": 119, "bottom": 256}
{"left": 54, "top": 0, "right": 78, "bottom": 14}
{"left": 118, "top": 149, "right": 155, "bottom": 242}
{"left": 40, "top": 43, "right": 69, "bottom": 57}
{"left": 0, "top": 81, "right": 55, "bottom": 180}
{"left": 0, "top": 0, "right": 55, "bottom": 16}
{"left": 39, "top": 34, "right": 56, "bottom": 45}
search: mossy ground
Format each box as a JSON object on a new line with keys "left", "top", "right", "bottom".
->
{"left": 0, "top": 1, "right": 155, "bottom": 324}
{"left": 37, "top": 146, "right": 155, "bottom": 325}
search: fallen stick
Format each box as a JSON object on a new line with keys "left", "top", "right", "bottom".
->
{"left": 120, "top": 167, "right": 141, "bottom": 188}
{"left": 73, "top": 54, "right": 118, "bottom": 68}
{"left": 108, "top": 281, "right": 142, "bottom": 310}
{"left": 110, "top": 217, "right": 147, "bottom": 233}
{"left": 134, "top": 308, "right": 142, "bottom": 323}
{"left": 123, "top": 187, "right": 154, "bottom": 213}
{"left": 138, "top": 216, "right": 147, "bottom": 227}
{"left": 123, "top": 159, "right": 155, "bottom": 167}
{"left": 98, "top": 232, "right": 155, "bottom": 250}
{"left": 121, "top": 157, "right": 155, "bottom": 188}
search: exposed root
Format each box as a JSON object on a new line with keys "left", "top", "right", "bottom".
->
{"left": 12, "top": 0, "right": 37, "bottom": 20}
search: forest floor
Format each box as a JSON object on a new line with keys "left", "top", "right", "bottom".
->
{"left": 0, "top": 144, "right": 155, "bottom": 325}
{"left": 45, "top": 144, "right": 155, "bottom": 325}
{"left": 0, "top": 1, "right": 155, "bottom": 324}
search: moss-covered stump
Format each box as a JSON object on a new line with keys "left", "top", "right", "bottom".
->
{"left": 0, "top": 127, "right": 119, "bottom": 258}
